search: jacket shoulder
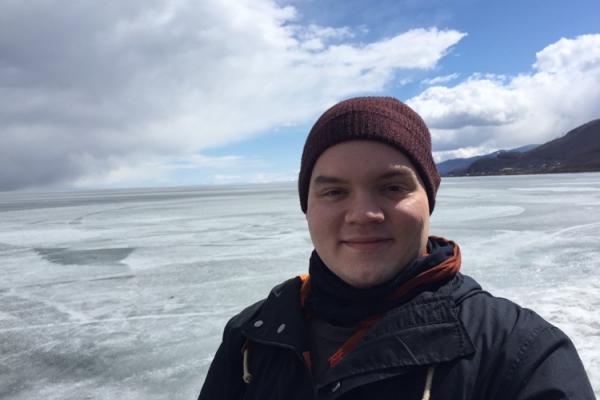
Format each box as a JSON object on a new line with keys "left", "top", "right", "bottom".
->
{"left": 454, "top": 275, "right": 594, "bottom": 399}
{"left": 226, "top": 299, "right": 265, "bottom": 333}
{"left": 198, "top": 277, "right": 301, "bottom": 400}
{"left": 456, "top": 275, "right": 556, "bottom": 340}
{"left": 224, "top": 277, "right": 299, "bottom": 335}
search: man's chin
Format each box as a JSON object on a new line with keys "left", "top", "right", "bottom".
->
{"left": 341, "top": 266, "right": 391, "bottom": 289}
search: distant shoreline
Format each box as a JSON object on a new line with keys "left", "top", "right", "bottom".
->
{"left": 443, "top": 168, "right": 600, "bottom": 178}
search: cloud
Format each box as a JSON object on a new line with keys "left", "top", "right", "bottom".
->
{"left": 413, "top": 74, "right": 524, "bottom": 131}
{"left": 70, "top": 154, "right": 256, "bottom": 189}
{"left": 421, "top": 73, "right": 460, "bottom": 85}
{"left": 431, "top": 145, "right": 495, "bottom": 164}
{"left": 0, "top": 0, "right": 465, "bottom": 190}
{"left": 533, "top": 34, "right": 600, "bottom": 73}
{"left": 408, "top": 34, "right": 600, "bottom": 158}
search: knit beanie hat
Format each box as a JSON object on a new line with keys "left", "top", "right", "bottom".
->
{"left": 298, "top": 96, "right": 440, "bottom": 214}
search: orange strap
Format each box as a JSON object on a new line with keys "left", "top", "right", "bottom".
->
{"left": 299, "top": 274, "right": 310, "bottom": 308}
{"left": 327, "top": 316, "right": 380, "bottom": 367}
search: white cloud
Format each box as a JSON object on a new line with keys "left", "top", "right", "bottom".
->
{"left": 534, "top": 34, "right": 600, "bottom": 73}
{"left": 413, "top": 75, "right": 525, "bottom": 130}
{"left": 421, "top": 73, "right": 460, "bottom": 85}
{"left": 0, "top": 0, "right": 465, "bottom": 190}
{"left": 70, "top": 154, "right": 254, "bottom": 189}
{"left": 409, "top": 34, "right": 600, "bottom": 154}
{"left": 432, "top": 145, "right": 495, "bottom": 163}
{"left": 295, "top": 25, "right": 355, "bottom": 51}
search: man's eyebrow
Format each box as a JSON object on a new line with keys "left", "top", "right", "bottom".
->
{"left": 378, "top": 167, "right": 418, "bottom": 180}
{"left": 312, "top": 168, "right": 417, "bottom": 185}
{"left": 312, "top": 175, "right": 348, "bottom": 185}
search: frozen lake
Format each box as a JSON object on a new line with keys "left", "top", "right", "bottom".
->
{"left": 1, "top": 173, "right": 599, "bottom": 399}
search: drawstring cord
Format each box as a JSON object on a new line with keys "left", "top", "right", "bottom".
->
{"left": 242, "top": 341, "right": 253, "bottom": 384}
{"left": 421, "top": 366, "right": 435, "bottom": 400}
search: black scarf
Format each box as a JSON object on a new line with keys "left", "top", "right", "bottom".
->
{"left": 303, "top": 238, "right": 455, "bottom": 326}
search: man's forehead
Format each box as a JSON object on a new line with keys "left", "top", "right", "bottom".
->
{"left": 317, "top": 140, "right": 416, "bottom": 164}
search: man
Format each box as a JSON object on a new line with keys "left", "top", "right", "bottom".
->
{"left": 199, "top": 97, "right": 595, "bottom": 399}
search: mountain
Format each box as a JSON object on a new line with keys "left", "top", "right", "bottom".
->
{"left": 437, "top": 144, "right": 538, "bottom": 176}
{"left": 444, "top": 119, "right": 600, "bottom": 176}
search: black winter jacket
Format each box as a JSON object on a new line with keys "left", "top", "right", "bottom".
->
{"left": 199, "top": 273, "right": 595, "bottom": 400}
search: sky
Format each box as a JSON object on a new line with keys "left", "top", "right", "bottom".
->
{"left": 1, "top": 0, "right": 600, "bottom": 191}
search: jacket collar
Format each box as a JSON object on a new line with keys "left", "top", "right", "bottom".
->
{"left": 241, "top": 277, "right": 308, "bottom": 352}
{"left": 241, "top": 274, "right": 476, "bottom": 386}
{"left": 320, "top": 282, "right": 475, "bottom": 387}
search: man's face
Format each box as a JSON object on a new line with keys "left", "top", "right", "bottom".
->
{"left": 306, "top": 140, "right": 430, "bottom": 288}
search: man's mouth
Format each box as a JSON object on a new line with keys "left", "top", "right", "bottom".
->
{"left": 341, "top": 237, "right": 393, "bottom": 251}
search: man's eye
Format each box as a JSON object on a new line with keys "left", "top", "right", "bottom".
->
{"left": 322, "top": 189, "right": 344, "bottom": 197}
{"left": 384, "top": 184, "right": 408, "bottom": 193}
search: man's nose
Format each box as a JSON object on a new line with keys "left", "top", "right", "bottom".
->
{"left": 344, "top": 192, "right": 384, "bottom": 224}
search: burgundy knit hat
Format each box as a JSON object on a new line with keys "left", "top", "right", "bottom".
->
{"left": 298, "top": 96, "right": 440, "bottom": 214}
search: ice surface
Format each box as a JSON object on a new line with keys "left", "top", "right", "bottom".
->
{"left": 34, "top": 248, "right": 135, "bottom": 265}
{"left": 1, "top": 175, "right": 599, "bottom": 399}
